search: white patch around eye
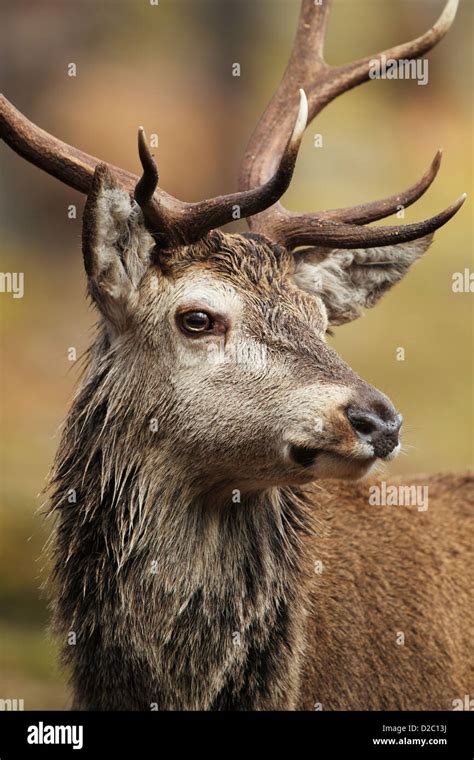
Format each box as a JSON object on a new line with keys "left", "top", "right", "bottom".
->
{"left": 172, "top": 274, "right": 243, "bottom": 320}
{"left": 170, "top": 274, "right": 244, "bottom": 370}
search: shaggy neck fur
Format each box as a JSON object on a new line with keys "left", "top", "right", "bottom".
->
{"left": 48, "top": 331, "right": 312, "bottom": 710}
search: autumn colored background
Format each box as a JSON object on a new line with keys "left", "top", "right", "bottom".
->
{"left": 1, "top": 0, "right": 472, "bottom": 709}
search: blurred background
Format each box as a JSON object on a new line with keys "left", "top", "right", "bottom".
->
{"left": 0, "top": 0, "right": 472, "bottom": 709}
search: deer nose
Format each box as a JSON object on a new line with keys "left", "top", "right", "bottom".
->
{"left": 346, "top": 404, "right": 402, "bottom": 459}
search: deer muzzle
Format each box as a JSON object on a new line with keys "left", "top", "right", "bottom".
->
{"left": 346, "top": 405, "right": 402, "bottom": 460}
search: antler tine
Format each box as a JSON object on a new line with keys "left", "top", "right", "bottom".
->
{"left": 134, "top": 91, "right": 308, "bottom": 246}
{"left": 328, "top": 0, "right": 459, "bottom": 103}
{"left": 240, "top": 0, "right": 330, "bottom": 193}
{"left": 184, "top": 88, "right": 308, "bottom": 240}
{"left": 240, "top": 0, "right": 463, "bottom": 249}
{"left": 267, "top": 193, "right": 466, "bottom": 250}
{"left": 135, "top": 127, "right": 159, "bottom": 204}
{"left": 133, "top": 127, "right": 171, "bottom": 240}
{"left": 322, "top": 151, "right": 443, "bottom": 225}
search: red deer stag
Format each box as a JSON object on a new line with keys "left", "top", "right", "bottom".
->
{"left": 1, "top": 0, "right": 472, "bottom": 710}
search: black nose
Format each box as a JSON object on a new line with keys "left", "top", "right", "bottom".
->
{"left": 346, "top": 404, "right": 402, "bottom": 459}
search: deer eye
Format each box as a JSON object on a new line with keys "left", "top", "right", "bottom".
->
{"left": 179, "top": 310, "right": 213, "bottom": 334}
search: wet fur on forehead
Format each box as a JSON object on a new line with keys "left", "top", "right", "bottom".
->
{"left": 156, "top": 230, "right": 293, "bottom": 285}
{"left": 153, "top": 230, "right": 328, "bottom": 335}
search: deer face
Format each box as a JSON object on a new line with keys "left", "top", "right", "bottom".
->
{"left": 82, "top": 174, "right": 415, "bottom": 490}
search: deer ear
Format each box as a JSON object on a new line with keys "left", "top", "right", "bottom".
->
{"left": 82, "top": 164, "right": 154, "bottom": 330}
{"left": 292, "top": 235, "right": 434, "bottom": 326}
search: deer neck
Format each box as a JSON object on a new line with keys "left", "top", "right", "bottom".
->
{"left": 49, "top": 373, "right": 311, "bottom": 710}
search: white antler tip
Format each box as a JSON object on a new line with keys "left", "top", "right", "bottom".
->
{"left": 291, "top": 89, "right": 308, "bottom": 145}
{"left": 436, "top": 0, "right": 459, "bottom": 33}
{"left": 298, "top": 88, "right": 308, "bottom": 114}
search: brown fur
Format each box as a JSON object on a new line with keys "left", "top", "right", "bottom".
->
{"left": 300, "top": 473, "right": 474, "bottom": 710}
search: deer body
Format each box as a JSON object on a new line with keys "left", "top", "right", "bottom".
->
{"left": 1, "top": 0, "right": 471, "bottom": 711}
{"left": 300, "top": 473, "right": 473, "bottom": 710}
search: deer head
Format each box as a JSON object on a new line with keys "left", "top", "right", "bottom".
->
{"left": 1, "top": 0, "right": 464, "bottom": 491}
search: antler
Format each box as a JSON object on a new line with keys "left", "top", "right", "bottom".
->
{"left": 0, "top": 87, "right": 307, "bottom": 247}
{"left": 134, "top": 90, "right": 308, "bottom": 245}
{"left": 239, "top": 0, "right": 465, "bottom": 249}
{"left": 1, "top": 0, "right": 464, "bottom": 250}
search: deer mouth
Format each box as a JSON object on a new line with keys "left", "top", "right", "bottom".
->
{"left": 288, "top": 443, "right": 378, "bottom": 481}
{"left": 288, "top": 444, "right": 322, "bottom": 468}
